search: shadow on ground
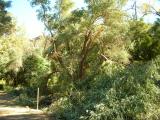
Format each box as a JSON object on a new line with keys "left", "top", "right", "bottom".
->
{"left": 0, "top": 91, "right": 52, "bottom": 120}
{"left": 0, "top": 114, "right": 49, "bottom": 120}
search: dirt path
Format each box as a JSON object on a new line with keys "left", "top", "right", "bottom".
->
{"left": 0, "top": 91, "right": 49, "bottom": 120}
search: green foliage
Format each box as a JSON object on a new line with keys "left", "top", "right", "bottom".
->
{"left": 128, "top": 20, "right": 160, "bottom": 61}
{"left": 0, "top": 0, "right": 14, "bottom": 35}
{"left": 3, "top": 85, "right": 13, "bottom": 92}
{"left": 15, "top": 92, "right": 36, "bottom": 107}
{"left": 0, "top": 33, "right": 30, "bottom": 85}
{"left": 46, "top": 60, "right": 160, "bottom": 120}
{"left": 150, "top": 55, "right": 160, "bottom": 87}
{"left": 84, "top": 63, "right": 160, "bottom": 120}
{"left": 31, "top": 0, "right": 130, "bottom": 82}
{"left": 149, "top": 18, "right": 160, "bottom": 58}
{"left": 20, "top": 54, "right": 51, "bottom": 90}
{"left": 26, "top": 1, "right": 160, "bottom": 119}
{"left": 1, "top": 1, "right": 160, "bottom": 120}
{"left": 47, "top": 97, "right": 76, "bottom": 120}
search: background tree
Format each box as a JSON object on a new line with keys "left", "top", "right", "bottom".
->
{"left": 0, "top": 0, "right": 14, "bottom": 36}
{"left": 0, "top": 29, "right": 31, "bottom": 86}
{"left": 18, "top": 54, "right": 51, "bottom": 93}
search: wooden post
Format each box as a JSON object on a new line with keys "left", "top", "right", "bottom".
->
{"left": 37, "top": 87, "right": 39, "bottom": 110}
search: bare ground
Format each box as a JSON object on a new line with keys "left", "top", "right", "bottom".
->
{"left": 0, "top": 91, "right": 50, "bottom": 120}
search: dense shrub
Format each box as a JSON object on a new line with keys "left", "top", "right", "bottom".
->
{"left": 18, "top": 54, "right": 51, "bottom": 94}
{"left": 128, "top": 20, "right": 160, "bottom": 61}
{"left": 47, "top": 58, "right": 160, "bottom": 120}
{"left": 15, "top": 92, "right": 36, "bottom": 107}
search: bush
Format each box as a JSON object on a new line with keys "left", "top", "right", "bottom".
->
{"left": 47, "top": 60, "right": 160, "bottom": 120}
{"left": 15, "top": 93, "right": 36, "bottom": 107}
{"left": 82, "top": 62, "right": 160, "bottom": 120}
{"left": 18, "top": 54, "right": 51, "bottom": 93}
{"left": 128, "top": 20, "right": 160, "bottom": 61}
{"left": 47, "top": 97, "right": 80, "bottom": 120}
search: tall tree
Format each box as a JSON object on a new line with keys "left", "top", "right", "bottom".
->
{"left": 0, "top": 0, "right": 14, "bottom": 36}
{"left": 30, "top": 0, "right": 129, "bottom": 82}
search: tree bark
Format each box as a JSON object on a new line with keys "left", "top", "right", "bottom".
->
{"left": 78, "top": 30, "right": 92, "bottom": 80}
